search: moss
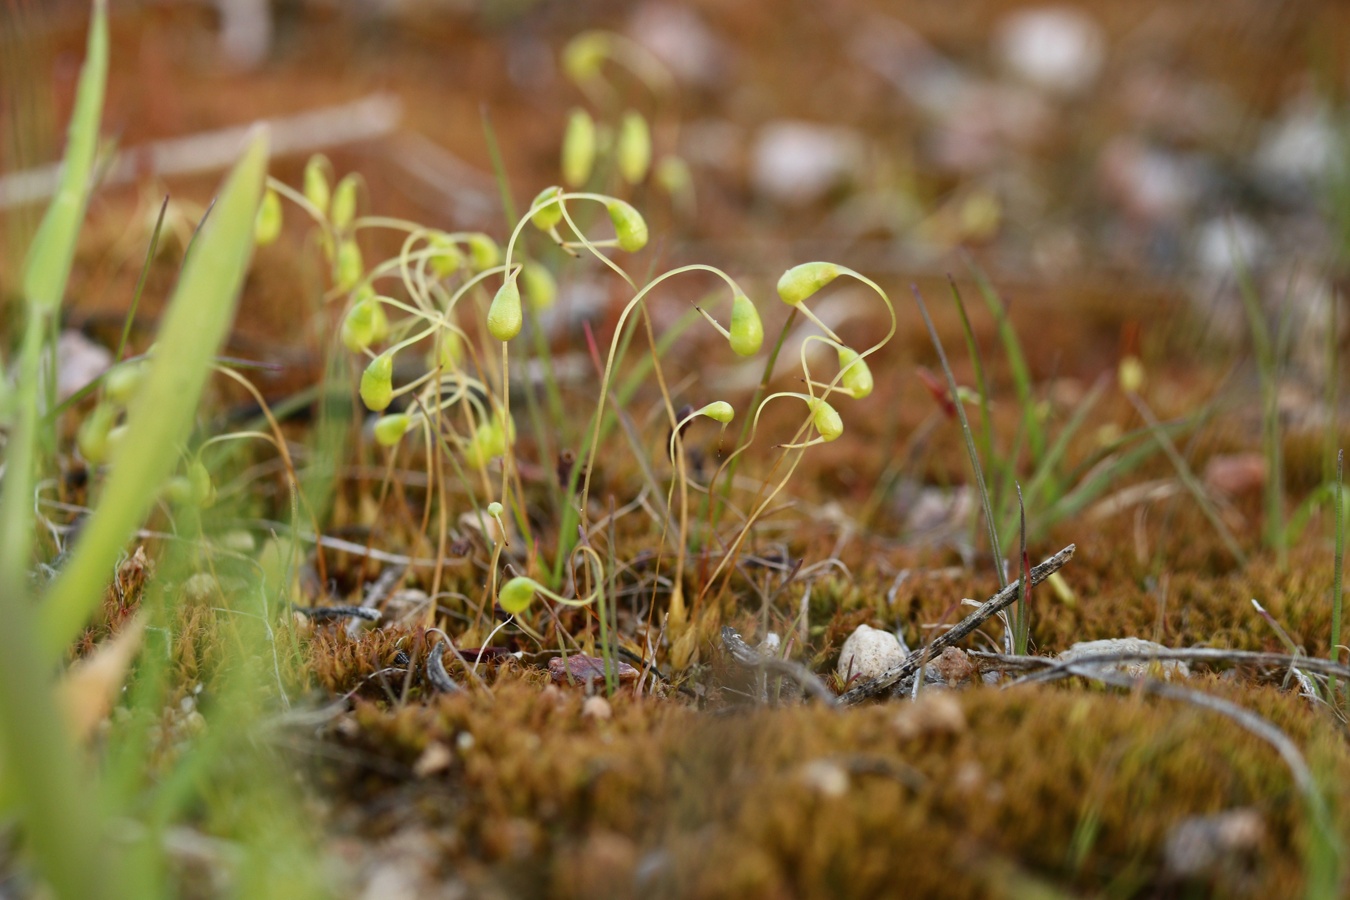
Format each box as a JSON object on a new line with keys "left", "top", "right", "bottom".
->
{"left": 314, "top": 675, "right": 1350, "bottom": 898}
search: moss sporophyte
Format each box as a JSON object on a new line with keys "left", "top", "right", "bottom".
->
{"left": 263, "top": 149, "right": 896, "bottom": 671}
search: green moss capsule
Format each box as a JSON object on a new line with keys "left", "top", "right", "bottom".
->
{"left": 76, "top": 402, "right": 118, "bottom": 464}
{"left": 254, "top": 187, "right": 283, "bottom": 245}
{"left": 359, "top": 352, "right": 395, "bottom": 412}
{"left": 562, "top": 108, "right": 597, "bottom": 188}
{"left": 340, "top": 300, "right": 373, "bottom": 353}
{"left": 103, "top": 361, "right": 147, "bottom": 405}
{"left": 617, "top": 110, "right": 652, "bottom": 184}
{"left": 186, "top": 459, "right": 216, "bottom": 508}
{"left": 303, "top": 155, "right": 331, "bottom": 217}
{"left": 374, "top": 413, "right": 412, "bottom": 447}
{"left": 729, "top": 293, "right": 764, "bottom": 356}
{"left": 331, "top": 173, "right": 359, "bottom": 231}
{"left": 811, "top": 398, "right": 844, "bottom": 441}
{"left": 777, "top": 262, "right": 841, "bottom": 305}
{"left": 562, "top": 31, "right": 608, "bottom": 84}
{"left": 487, "top": 276, "right": 524, "bottom": 341}
{"left": 335, "top": 238, "right": 363, "bottom": 292}
{"left": 466, "top": 233, "right": 501, "bottom": 271}
{"left": 837, "top": 347, "right": 874, "bottom": 398}
{"left": 606, "top": 199, "right": 648, "bottom": 252}
{"left": 498, "top": 576, "right": 536, "bottom": 614}
{"left": 530, "top": 186, "right": 564, "bottom": 231}
{"left": 520, "top": 262, "right": 557, "bottom": 311}
{"left": 428, "top": 232, "right": 463, "bottom": 277}
{"left": 699, "top": 401, "right": 735, "bottom": 424}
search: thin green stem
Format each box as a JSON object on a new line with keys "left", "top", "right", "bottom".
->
{"left": 912, "top": 284, "right": 1007, "bottom": 588}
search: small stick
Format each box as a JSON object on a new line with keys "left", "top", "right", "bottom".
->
{"left": 838, "top": 544, "right": 1075, "bottom": 705}
{"left": 979, "top": 647, "right": 1350, "bottom": 685}
{"left": 1059, "top": 664, "right": 1335, "bottom": 851}
{"left": 347, "top": 563, "right": 405, "bottom": 639}
{"left": 293, "top": 605, "right": 380, "bottom": 623}
{"left": 425, "top": 640, "right": 462, "bottom": 694}
{"left": 721, "top": 627, "right": 836, "bottom": 707}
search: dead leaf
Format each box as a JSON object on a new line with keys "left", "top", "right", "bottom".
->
{"left": 59, "top": 613, "right": 146, "bottom": 741}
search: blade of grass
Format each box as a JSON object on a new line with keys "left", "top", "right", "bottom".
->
{"left": 1, "top": 0, "right": 108, "bottom": 597}
{"left": 550, "top": 307, "right": 700, "bottom": 587}
{"left": 1021, "top": 375, "right": 1108, "bottom": 513}
{"left": 1015, "top": 482, "right": 1030, "bottom": 655}
{"left": 948, "top": 276, "right": 994, "bottom": 494}
{"left": 912, "top": 284, "right": 1006, "bottom": 587}
{"left": 115, "top": 194, "right": 170, "bottom": 362}
{"left": 710, "top": 306, "right": 798, "bottom": 531}
{"left": 1127, "top": 391, "right": 1247, "bottom": 566}
{"left": 966, "top": 255, "right": 1044, "bottom": 462}
{"left": 40, "top": 129, "right": 270, "bottom": 660}
{"left": 0, "top": 4, "right": 121, "bottom": 897}
{"left": 1331, "top": 451, "right": 1344, "bottom": 707}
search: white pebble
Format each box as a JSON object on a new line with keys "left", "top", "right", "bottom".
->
{"left": 995, "top": 6, "right": 1105, "bottom": 96}
{"left": 837, "top": 623, "right": 905, "bottom": 683}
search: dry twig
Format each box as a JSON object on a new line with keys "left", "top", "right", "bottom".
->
{"left": 721, "top": 626, "right": 836, "bottom": 706}
{"left": 838, "top": 544, "right": 1076, "bottom": 705}
{"left": 970, "top": 648, "right": 1350, "bottom": 686}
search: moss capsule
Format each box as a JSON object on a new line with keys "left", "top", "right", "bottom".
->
{"left": 777, "top": 262, "right": 841, "bottom": 306}
{"left": 360, "top": 352, "right": 395, "bottom": 412}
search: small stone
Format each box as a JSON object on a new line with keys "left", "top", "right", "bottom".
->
{"left": 796, "top": 760, "right": 850, "bottom": 798}
{"left": 1099, "top": 137, "right": 1202, "bottom": 226}
{"left": 1254, "top": 94, "right": 1340, "bottom": 195}
{"left": 750, "top": 121, "right": 864, "bottom": 207}
{"left": 628, "top": 2, "right": 728, "bottom": 88}
{"left": 48, "top": 329, "right": 111, "bottom": 402}
{"left": 548, "top": 654, "right": 640, "bottom": 686}
{"left": 1192, "top": 216, "right": 1268, "bottom": 278}
{"left": 1163, "top": 809, "right": 1265, "bottom": 879}
{"left": 581, "top": 695, "right": 613, "bottom": 720}
{"left": 1203, "top": 453, "right": 1267, "bottom": 498}
{"left": 412, "top": 741, "right": 452, "bottom": 778}
{"left": 930, "top": 647, "right": 977, "bottom": 686}
{"left": 893, "top": 692, "right": 967, "bottom": 741}
{"left": 837, "top": 624, "right": 905, "bottom": 682}
{"left": 1058, "top": 638, "right": 1189, "bottom": 679}
{"left": 995, "top": 6, "right": 1105, "bottom": 96}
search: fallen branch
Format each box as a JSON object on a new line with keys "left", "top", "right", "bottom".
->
{"left": 838, "top": 544, "right": 1076, "bottom": 705}
{"left": 721, "top": 626, "right": 836, "bottom": 706}
{"left": 425, "top": 640, "right": 462, "bottom": 694}
{"left": 1058, "top": 663, "right": 1337, "bottom": 858}
{"left": 969, "top": 647, "right": 1350, "bottom": 686}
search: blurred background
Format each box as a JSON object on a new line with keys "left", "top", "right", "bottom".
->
{"left": 2, "top": 0, "right": 1348, "bottom": 456}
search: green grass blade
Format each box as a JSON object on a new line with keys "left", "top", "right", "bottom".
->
{"left": 948, "top": 277, "right": 994, "bottom": 492}
{"left": 39, "top": 129, "right": 270, "bottom": 660}
{"left": 966, "top": 256, "right": 1044, "bottom": 462}
{"left": 0, "top": 4, "right": 124, "bottom": 896}
{"left": 116, "top": 194, "right": 170, "bottom": 361}
{"left": 912, "top": 285, "right": 1007, "bottom": 588}
{"left": 1331, "top": 451, "right": 1344, "bottom": 707}
{"left": 0, "top": 0, "right": 108, "bottom": 596}
{"left": 1128, "top": 392, "right": 1247, "bottom": 566}
{"left": 1020, "top": 375, "right": 1108, "bottom": 516}
{"left": 20, "top": 0, "right": 107, "bottom": 314}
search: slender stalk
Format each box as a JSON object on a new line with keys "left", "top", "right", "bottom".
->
{"left": 1332, "top": 451, "right": 1345, "bottom": 708}
{"left": 911, "top": 285, "right": 1007, "bottom": 588}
